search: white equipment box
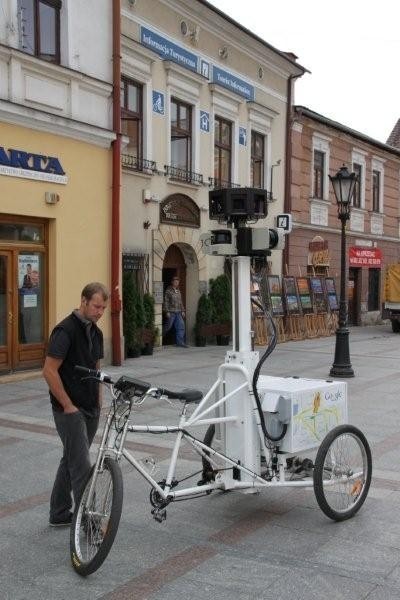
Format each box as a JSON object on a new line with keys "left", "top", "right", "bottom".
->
{"left": 258, "top": 376, "right": 347, "bottom": 454}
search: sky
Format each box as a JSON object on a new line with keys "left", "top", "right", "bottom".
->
{"left": 209, "top": 0, "right": 399, "bottom": 144}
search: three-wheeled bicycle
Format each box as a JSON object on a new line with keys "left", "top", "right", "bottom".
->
{"left": 70, "top": 189, "right": 372, "bottom": 576}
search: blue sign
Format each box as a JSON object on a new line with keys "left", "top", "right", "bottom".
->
{"left": 152, "top": 91, "right": 165, "bottom": 115}
{"left": 212, "top": 66, "right": 254, "bottom": 101}
{"left": 0, "top": 146, "right": 65, "bottom": 174}
{"left": 239, "top": 127, "right": 247, "bottom": 146}
{"left": 141, "top": 27, "right": 198, "bottom": 73}
{"left": 200, "top": 111, "right": 210, "bottom": 133}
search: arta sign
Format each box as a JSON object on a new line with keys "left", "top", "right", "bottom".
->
{"left": 0, "top": 146, "right": 67, "bottom": 184}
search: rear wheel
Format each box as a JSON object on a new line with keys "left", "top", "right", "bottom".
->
{"left": 313, "top": 425, "right": 371, "bottom": 521}
{"left": 70, "top": 457, "right": 123, "bottom": 576}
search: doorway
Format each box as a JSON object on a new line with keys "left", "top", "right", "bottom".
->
{"left": 0, "top": 217, "right": 47, "bottom": 373}
{"left": 348, "top": 267, "right": 361, "bottom": 326}
{"left": 162, "top": 244, "right": 186, "bottom": 345}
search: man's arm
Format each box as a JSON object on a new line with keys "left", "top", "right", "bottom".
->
{"left": 42, "top": 356, "right": 78, "bottom": 413}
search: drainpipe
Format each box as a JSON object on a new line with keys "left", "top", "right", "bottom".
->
{"left": 111, "top": 0, "right": 122, "bottom": 365}
{"left": 282, "top": 73, "right": 302, "bottom": 274}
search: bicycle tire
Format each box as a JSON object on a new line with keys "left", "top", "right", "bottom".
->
{"left": 313, "top": 424, "right": 372, "bottom": 521}
{"left": 70, "top": 457, "right": 123, "bottom": 576}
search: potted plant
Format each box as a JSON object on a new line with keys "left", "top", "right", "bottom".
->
{"left": 122, "top": 272, "right": 142, "bottom": 358}
{"left": 194, "top": 293, "right": 213, "bottom": 346}
{"left": 209, "top": 274, "right": 232, "bottom": 345}
{"left": 142, "top": 292, "right": 156, "bottom": 355}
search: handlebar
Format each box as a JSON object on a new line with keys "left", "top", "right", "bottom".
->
{"left": 74, "top": 365, "right": 113, "bottom": 384}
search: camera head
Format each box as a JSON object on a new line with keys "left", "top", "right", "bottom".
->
{"left": 209, "top": 187, "right": 268, "bottom": 225}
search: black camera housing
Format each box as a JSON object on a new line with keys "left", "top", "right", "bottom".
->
{"left": 209, "top": 188, "right": 268, "bottom": 223}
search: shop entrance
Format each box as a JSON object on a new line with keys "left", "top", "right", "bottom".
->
{"left": 348, "top": 267, "right": 361, "bottom": 326}
{"left": 162, "top": 244, "right": 186, "bottom": 345}
{"left": 0, "top": 217, "right": 47, "bottom": 373}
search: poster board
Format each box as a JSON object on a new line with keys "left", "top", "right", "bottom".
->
{"left": 266, "top": 275, "right": 284, "bottom": 316}
{"left": 282, "top": 276, "right": 300, "bottom": 314}
{"left": 310, "top": 276, "right": 327, "bottom": 313}
{"left": 324, "top": 277, "right": 339, "bottom": 311}
{"left": 296, "top": 277, "right": 313, "bottom": 313}
{"left": 250, "top": 274, "right": 264, "bottom": 315}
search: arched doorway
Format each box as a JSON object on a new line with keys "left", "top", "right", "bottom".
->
{"left": 162, "top": 244, "right": 186, "bottom": 345}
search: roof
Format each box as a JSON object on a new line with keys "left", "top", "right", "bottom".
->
{"left": 387, "top": 119, "right": 400, "bottom": 149}
{"left": 196, "top": 0, "right": 309, "bottom": 75}
{"left": 294, "top": 105, "right": 400, "bottom": 159}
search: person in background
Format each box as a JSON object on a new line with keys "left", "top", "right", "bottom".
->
{"left": 43, "top": 282, "right": 109, "bottom": 526}
{"left": 163, "top": 276, "right": 188, "bottom": 348}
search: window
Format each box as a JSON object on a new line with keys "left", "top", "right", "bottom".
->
{"left": 214, "top": 116, "right": 232, "bottom": 185}
{"left": 121, "top": 77, "right": 143, "bottom": 162}
{"left": 251, "top": 131, "right": 264, "bottom": 188}
{"left": 313, "top": 150, "right": 324, "bottom": 199}
{"left": 352, "top": 163, "right": 362, "bottom": 208}
{"left": 372, "top": 169, "right": 380, "bottom": 212}
{"left": 368, "top": 268, "right": 380, "bottom": 311}
{"left": 170, "top": 98, "right": 192, "bottom": 172}
{"left": 18, "top": 0, "right": 61, "bottom": 63}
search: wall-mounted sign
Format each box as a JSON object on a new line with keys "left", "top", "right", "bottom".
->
{"left": 349, "top": 247, "right": 382, "bottom": 267}
{"left": 153, "top": 281, "right": 164, "bottom": 304}
{"left": 212, "top": 66, "right": 255, "bottom": 101}
{"left": 122, "top": 253, "right": 146, "bottom": 272}
{"left": 152, "top": 91, "right": 165, "bottom": 115}
{"left": 308, "top": 238, "right": 330, "bottom": 267}
{"left": 239, "top": 127, "right": 247, "bottom": 146}
{"left": 200, "top": 60, "right": 210, "bottom": 79}
{"left": 200, "top": 111, "right": 210, "bottom": 132}
{"left": 160, "top": 194, "right": 200, "bottom": 228}
{"left": 0, "top": 146, "right": 67, "bottom": 184}
{"left": 141, "top": 26, "right": 198, "bottom": 73}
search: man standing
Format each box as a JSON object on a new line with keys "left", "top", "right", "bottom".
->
{"left": 43, "top": 282, "right": 109, "bottom": 526}
{"left": 163, "top": 276, "right": 188, "bottom": 347}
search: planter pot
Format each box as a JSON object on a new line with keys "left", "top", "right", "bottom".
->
{"left": 216, "top": 334, "right": 230, "bottom": 346}
{"left": 141, "top": 343, "right": 154, "bottom": 356}
{"left": 195, "top": 336, "right": 206, "bottom": 347}
{"left": 126, "top": 346, "right": 141, "bottom": 358}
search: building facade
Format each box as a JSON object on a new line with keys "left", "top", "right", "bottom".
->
{"left": 119, "top": 0, "right": 306, "bottom": 341}
{"left": 290, "top": 106, "right": 400, "bottom": 326}
{"left": 0, "top": 0, "right": 114, "bottom": 373}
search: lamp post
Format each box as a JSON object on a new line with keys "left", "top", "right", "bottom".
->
{"left": 329, "top": 165, "right": 357, "bottom": 378}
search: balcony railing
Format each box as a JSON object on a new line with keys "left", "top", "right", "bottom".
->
{"left": 122, "top": 154, "right": 157, "bottom": 174}
{"left": 164, "top": 165, "right": 204, "bottom": 185}
{"left": 208, "top": 177, "right": 242, "bottom": 189}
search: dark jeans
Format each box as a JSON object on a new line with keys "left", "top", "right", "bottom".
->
{"left": 50, "top": 408, "right": 99, "bottom": 521}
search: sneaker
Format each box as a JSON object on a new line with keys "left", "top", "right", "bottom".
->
{"left": 49, "top": 512, "right": 73, "bottom": 527}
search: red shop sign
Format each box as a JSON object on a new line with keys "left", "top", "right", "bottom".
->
{"left": 349, "top": 247, "right": 382, "bottom": 267}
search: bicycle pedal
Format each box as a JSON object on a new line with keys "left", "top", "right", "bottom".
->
{"left": 151, "top": 507, "right": 167, "bottom": 523}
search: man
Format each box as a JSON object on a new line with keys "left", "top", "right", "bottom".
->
{"left": 163, "top": 276, "right": 188, "bottom": 347}
{"left": 43, "top": 282, "right": 109, "bottom": 526}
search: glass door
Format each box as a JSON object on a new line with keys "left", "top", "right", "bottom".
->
{"left": 0, "top": 251, "right": 12, "bottom": 372}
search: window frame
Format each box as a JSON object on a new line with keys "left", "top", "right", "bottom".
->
{"left": 214, "top": 115, "right": 232, "bottom": 185}
{"left": 352, "top": 162, "right": 362, "bottom": 208}
{"left": 313, "top": 149, "right": 325, "bottom": 200}
{"left": 121, "top": 76, "right": 143, "bottom": 163}
{"left": 19, "top": 0, "right": 61, "bottom": 63}
{"left": 170, "top": 97, "right": 192, "bottom": 172}
{"left": 372, "top": 169, "right": 381, "bottom": 213}
{"left": 251, "top": 130, "right": 265, "bottom": 188}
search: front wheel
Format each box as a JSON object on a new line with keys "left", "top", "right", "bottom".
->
{"left": 313, "top": 424, "right": 372, "bottom": 521}
{"left": 70, "top": 457, "right": 123, "bottom": 576}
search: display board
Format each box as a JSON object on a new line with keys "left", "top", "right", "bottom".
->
{"left": 282, "top": 276, "right": 300, "bottom": 314}
{"left": 296, "top": 277, "right": 313, "bottom": 313}
{"left": 266, "top": 275, "right": 284, "bottom": 316}
{"left": 324, "top": 277, "right": 339, "bottom": 311}
{"left": 250, "top": 274, "right": 264, "bottom": 315}
{"left": 310, "top": 276, "right": 327, "bottom": 312}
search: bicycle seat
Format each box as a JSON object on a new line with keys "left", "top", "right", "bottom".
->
{"left": 163, "top": 388, "right": 203, "bottom": 403}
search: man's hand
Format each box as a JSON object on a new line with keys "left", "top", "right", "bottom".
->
{"left": 166, "top": 312, "right": 170, "bottom": 318}
{"left": 63, "top": 403, "right": 79, "bottom": 414}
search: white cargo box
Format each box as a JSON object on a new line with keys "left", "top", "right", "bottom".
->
{"left": 258, "top": 375, "right": 347, "bottom": 454}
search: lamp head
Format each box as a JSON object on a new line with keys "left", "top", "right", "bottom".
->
{"left": 329, "top": 165, "right": 357, "bottom": 220}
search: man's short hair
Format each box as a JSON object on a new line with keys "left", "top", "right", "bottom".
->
{"left": 172, "top": 276, "right": 179, "bottom": 281}
{"left": 81, "top": 282, "right": 109, "bottom": 301}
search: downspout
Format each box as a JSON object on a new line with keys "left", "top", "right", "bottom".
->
{"left": 282, "top": 73, "right": 302, "bottom": 273}
{"left": 111, "top": 0, "right": 122, "bottom": 365}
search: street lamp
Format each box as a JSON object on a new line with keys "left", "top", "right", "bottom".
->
{"left": 329, "top": 165, "right": 358, "bottom": 378}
